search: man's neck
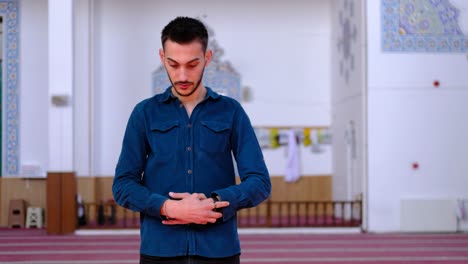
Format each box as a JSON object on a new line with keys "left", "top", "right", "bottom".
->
{"left": 174, "top": 86, "right": 207, "bottom": 117}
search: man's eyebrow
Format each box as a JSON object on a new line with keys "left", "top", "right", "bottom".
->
{"left": 166, "top": 57, "right": 200, "bottom": 64}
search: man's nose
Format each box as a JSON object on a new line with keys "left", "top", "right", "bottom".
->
{"left": 178, "top": 68, "right": 188, "bottom": 80}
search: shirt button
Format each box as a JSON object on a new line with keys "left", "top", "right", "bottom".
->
{"left": 179, "top": 104, "right": 183, "bottom": 108}
{"left": 187, "top": 169, "right": 192, "bottom": 174}
{"left": 187, "top": 123, "right": 192, "bottom": 128}
{"left": 187, "top": 146, "right": 192, "bottom": 151}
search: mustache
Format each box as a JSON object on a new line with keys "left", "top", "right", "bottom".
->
{"left": 175, "top": 81, "right": 193, "bottom": 85}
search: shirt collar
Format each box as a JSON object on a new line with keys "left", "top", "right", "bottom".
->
{"left": 205, "top": 86, "right": 221, "bottom": 100}
{"left": 159, "top": 87, "right": 177, "bottom": 103}
{"left": 159, "top": 86, "right": 221, "bottom": 103}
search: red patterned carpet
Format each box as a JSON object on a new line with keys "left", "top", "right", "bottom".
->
{"left": 1, "top": 228, "right": 468, "bottom": 263}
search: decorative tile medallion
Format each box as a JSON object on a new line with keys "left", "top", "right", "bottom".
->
{"left": 382, "top": 0, "right": 468, "bottom": 52}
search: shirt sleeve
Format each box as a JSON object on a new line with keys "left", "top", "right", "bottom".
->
{"left": 112, "top": 104, "right": 167, "bottom": 219}
{"left": 211, "top": 104, "right": 271, "bottom": 221}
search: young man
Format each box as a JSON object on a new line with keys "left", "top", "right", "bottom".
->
{"left": 113, "top": 17, "right": 271, "bottom": 264}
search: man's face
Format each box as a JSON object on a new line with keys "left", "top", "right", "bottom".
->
{"left": 159, "top": 40, "right": 212, "bottom": 98}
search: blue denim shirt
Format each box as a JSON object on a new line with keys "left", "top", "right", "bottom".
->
{"left": 113, "top": 87, "right": 271, "bottom": 258}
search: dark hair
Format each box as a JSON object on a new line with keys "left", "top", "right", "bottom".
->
{"left": 161, "top": 17, "right": 208, "bottom": 52}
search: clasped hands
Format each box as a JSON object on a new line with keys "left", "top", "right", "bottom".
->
{"left": 161, "top": 192, "right": 230, "bottom": 225}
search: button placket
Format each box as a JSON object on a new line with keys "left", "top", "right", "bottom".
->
{"left": 187, "top": 123, "right": 193, "bottom": 177}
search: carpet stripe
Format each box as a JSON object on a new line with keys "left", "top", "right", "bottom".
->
{"left": 1, "top": 247, "right": 468, "bottom": 253}
{"left": 0, "top": 229, "right": 467, "bottom": 264}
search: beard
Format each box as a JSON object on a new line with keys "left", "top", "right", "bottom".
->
{"left": 167, "top": 67, "right": 205, "bottom": 98}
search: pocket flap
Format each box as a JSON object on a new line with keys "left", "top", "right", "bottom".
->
{"left": 151, "top": 120, "right": 179, "bottom": 132}
{"left": 200, "top": 121, "right": 230, "bottom": 133}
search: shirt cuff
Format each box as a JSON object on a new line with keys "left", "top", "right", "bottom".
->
{"left": 211, "top": 189, "right": 238, "bottom": 221}
{"left": 145, "top": 193, "right": 167, "bottom": 219}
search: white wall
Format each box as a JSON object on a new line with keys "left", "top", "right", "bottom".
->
{"left": 367, "top": 0, "right": 468, "bottom": 232}
{"left": 74, "top": 0, "right": 333, "bottom": 176}
{"left": 11, "top": 0, "right": 334, "bottom": 178}
{"left": 19, "top": 0, "right": 49, "bottom": 176}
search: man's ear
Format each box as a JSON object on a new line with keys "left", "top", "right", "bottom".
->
{"left": 204, "top": 49, "right": 213, "bottom": 66}
{"left": 159, "top": 49, "right": 165, "bottom": 64}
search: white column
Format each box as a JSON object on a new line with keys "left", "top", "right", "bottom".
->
{"left": 74, "top": 0, "right": 93, "bottom": 176}
{"left": 48, "top": 0, "right": 74, "bottom": 171}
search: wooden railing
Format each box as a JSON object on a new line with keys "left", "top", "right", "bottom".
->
{"left": 238, "top": 200, "right": 362, "bottom": 227}
{"left": 79, "top": 199, "right": 362, "bottom": 229}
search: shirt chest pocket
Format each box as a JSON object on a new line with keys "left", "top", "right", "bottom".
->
{"left": 150, "top": 120, "right": 179, "bottom": 154}
{"left": 199, "top": 121, "right": 231, "bottom": 153}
